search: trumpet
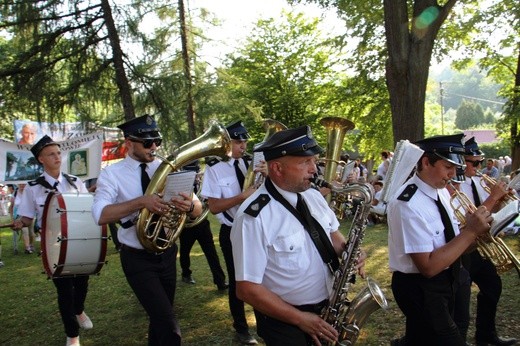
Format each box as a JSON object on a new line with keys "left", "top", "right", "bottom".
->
{"left": 477, "top": 172, "right": 519, "bottom": 205}
{"left": 448, "top": 181, "right": 520, "bottom": 277}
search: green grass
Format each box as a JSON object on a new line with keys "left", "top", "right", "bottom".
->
{"left": 0, "top": 214, "right": 518, "bottom": 345}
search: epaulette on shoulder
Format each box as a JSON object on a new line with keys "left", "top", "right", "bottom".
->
{"left": 397, "top": 183, "right": 418, "bottom": 202}
{"left": 28, "top": 179, "right": 40, "bottom": 187}
{"left": 205, "top": 156, "right": 222, "bottom": 167}
{"left": 63, "top": 173, "right": 78, "bottom": 182}
{"left": 244, "top": 194, "right": 271, "bottom": 217}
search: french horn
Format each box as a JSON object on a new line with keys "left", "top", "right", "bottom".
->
{"left": 136, "top": 120, "right": 231, "bottom": 252}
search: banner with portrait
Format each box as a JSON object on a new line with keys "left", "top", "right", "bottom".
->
{"left": 0, "top": 132, "right": 103, "bottom": 184}
{"left": 13, "top": 120, "right": 126, "bottom": 162}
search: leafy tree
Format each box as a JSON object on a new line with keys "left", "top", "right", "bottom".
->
{"left": 291, "top": 0, "right": 474, "bottom": 144}
{"left": 455, "top": 100, "right": 485, "bottom": 129}
{"left": 217, "top": 11, "right": 392, "bottom": 159}
{"left": 448, "top": 0, "right": 520, "bottom": 168}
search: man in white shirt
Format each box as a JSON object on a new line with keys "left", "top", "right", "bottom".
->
{"left": 92, "top": 115, "right": 202, "bottom": 346}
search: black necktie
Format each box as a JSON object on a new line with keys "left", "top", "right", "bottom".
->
{"left": 140, "top": 163, "right": 150, "bottom": 194}
{"left": 234, "top": 159, "right": 245, "bottom": 190}
{"left": 470, "top": 179, "right": 482, "bottom": 207}
{"left": 435, "top": 195, "right": 460, "bottom": 281}
{"left": 296, "top": 193, "right": 339, "bottom": 273}
{"left": 52, "top": 181, "right": 59, "bottom": 190}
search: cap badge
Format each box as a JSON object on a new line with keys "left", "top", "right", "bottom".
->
{"left": 146, "top": 116, "right": 153, "bottom": 125}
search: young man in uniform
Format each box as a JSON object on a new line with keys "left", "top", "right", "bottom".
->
{"left": 231, "top": 125, "right": 366, "bottom": 345}
{"left": 200, "top": 120, "right": 260, "bottom": 344}
{"left": 13, "top": 135, "right": 92, "bottom": 346}
{"left": 92, "top": 115, "right": 202, "bottom": 346}
{"left": 388, "top": 133, "right": 494, "bottom": 345}
{"left": 456, "top": 137, "right": 517, "bottom": 346}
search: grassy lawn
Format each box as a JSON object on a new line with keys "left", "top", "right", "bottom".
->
{"left": 0, "top": 214, "right": 518, "bottom": 345}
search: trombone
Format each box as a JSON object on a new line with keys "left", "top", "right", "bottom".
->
{"left": 448, "top": 181, "right": 520, "bottom": 277}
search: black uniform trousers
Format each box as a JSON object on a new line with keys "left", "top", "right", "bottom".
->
{"left": 52, "top": 275, "right": 89, "bottom": 337}
{"left": 180, "top": 218, "right": 226, "bottom": 287}
{"left": 392, "top": 270, "right": 465, "bottom": 346}
{"left": 219, "top": 224, "right": 249, "bottom": 334}
{"left": 253, "top": 300, "right": 327, "bottom": 346}
{"left": 120, "top": 243, "right": 180, "bottom": 346}
{"left": 468, "top": 251, "right": 502, "bottom": 339}
{"left": 453, "top": 265, "right": 472, "bottom": 340}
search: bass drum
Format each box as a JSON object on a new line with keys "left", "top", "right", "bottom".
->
{"left": 42, "top": 192, "right": 107, "bottom": 278}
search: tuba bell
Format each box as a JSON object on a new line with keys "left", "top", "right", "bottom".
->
{"left": 136, "top": 120, "right": 231, "bottom": 252}
{"left": 242, "top": 118, "right": 287, "bottom": 191}
{"left": 319, "top": 117, "right": 355, "bottom": 218}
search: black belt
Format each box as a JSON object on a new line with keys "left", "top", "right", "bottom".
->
{"left": 120, "top": 244, "right": 163, "bottom": 256}
{"left": 120, "top": 220, "right": 135, "bottom": 229}
{"left": 293, "top": 299, "right": 329, "bottom": 315}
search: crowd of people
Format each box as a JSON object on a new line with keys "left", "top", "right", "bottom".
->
{"left": 1, "top": 116, "right": 519, "bottom": 346}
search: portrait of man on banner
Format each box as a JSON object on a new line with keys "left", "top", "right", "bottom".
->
{"left": 69, "top": 150, "right": 88, "bottom": 177}
{"left": 16, "top": 121, "right": 41, "bottom": 145}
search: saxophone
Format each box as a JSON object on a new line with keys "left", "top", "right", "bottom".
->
{"left": 313, "top": 177, "right": 388, "bottom": 345}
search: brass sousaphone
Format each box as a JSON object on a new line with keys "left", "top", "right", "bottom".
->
{"left": 136, "top": 120, "right": 231, "bottom": 252}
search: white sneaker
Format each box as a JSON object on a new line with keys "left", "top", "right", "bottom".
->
{"left": 76, "top": 312, "right": 93, "bottom": 329}
{"left": 66, "top": 336, "right": 80, "bottom": 346}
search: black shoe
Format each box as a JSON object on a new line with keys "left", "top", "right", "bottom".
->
{"left": 217, "top": 283, "right": 229, "bottom": 291}
{"left": 476, "top": 335, "right": 518, "bottom": 346}
{"left": 236, "top": 332, "right": 258, "bottom": 345}
{"left": 182, "top": 275, "right": 195, "bottom": 284}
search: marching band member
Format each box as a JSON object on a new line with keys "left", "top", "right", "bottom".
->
{"left": 231, "top": 126, "right": 365, "bottom": 345}
{"left": 200, "top": 120, "right": 259, "bottom": 344}
{"left": 388, "top": 134, "right": 493, "bottom": 345}
{"left": 92, "top": 115, "right": 202, "bottom": 346}
{"left": 456, "top": 137, "right": 517, "bottom": 346}
{"left": 13, "top": 135, "right": 91, "bottom": 346}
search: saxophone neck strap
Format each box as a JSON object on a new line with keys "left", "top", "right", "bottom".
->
{"left": 265, "top": 177, "right": 339, "bottom": 273}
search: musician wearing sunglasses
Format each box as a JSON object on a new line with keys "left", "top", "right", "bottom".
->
{"left": 13, "top": 135, "right": 91, "bottom": 346}
{"left": 388, "top": 133, "right": 494, "bottom": 345}
{"left": 455, "top": 137, "right": 517, "bottom": 346}
{"left": 92, "top": 114, "right": 202, "bottom": 346}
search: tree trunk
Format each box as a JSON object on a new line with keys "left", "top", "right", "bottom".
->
{"left": 100, "top": 0, "right": 135, "bottom": 121}
{"left": 178, "top": 0, "right": 196, "bottom": 140}
{"left": 383, "top": 0, "right": 457, "bottom": 144}
{"left": 510, "top": 46, "right": 520, "bottom": 171}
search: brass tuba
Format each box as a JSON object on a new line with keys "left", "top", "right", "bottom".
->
{"left": 136, "top": 121, "right": 231, "bottom": 252}
{"left": 320, "top": 117, "right": 355, "bottom": 187}
{"left": 242, "top": 118, "right": 287, "bottom": 191}
{"left": 448, "top": 181, "right": 520, "bottom": 277}
{"left": 319, "top": 117, "right": 355, "bottom": 218}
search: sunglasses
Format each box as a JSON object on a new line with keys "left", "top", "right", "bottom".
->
{"left": 465, "top": 159, "right": 484, "bottom": 167}
{"left": 129, "top": 137, "right": 162, "bottom": 149}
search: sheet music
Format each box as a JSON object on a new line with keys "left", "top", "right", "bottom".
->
{"left": 490, "top": 200, "right": 519, "bottom": 236}
{"left": 253, "top": 152, "right": 264, "bottom": 168}
{"left": 162, "top": 170, "right": 196, "bottom": 202}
